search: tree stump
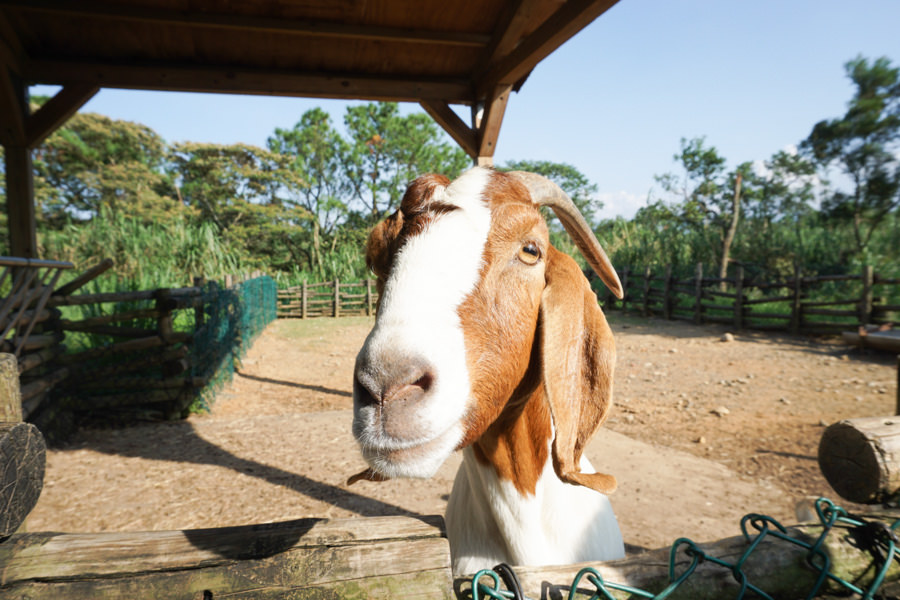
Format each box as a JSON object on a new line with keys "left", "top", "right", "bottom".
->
{"left": 0, "top": 422, "right": 46, "bottom": 536}
{"left": 0, "top": 352, "right": 47, "bottom": 536}
{"left": 818, "top": 416, "right": 900, "bottom": 504}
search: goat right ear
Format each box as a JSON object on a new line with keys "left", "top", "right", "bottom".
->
{"left": 365, "top": 211, "right": 404, "bottom": 287}
{"left": 540, "top": 246, "right": 617, "bottom": 495}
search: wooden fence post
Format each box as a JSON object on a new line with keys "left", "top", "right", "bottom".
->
{"left": 663, "top": 264, "right": 673, "bottom": 320}
{"left": 333, "top": 279, "right": 341, "bottom": 318}
{"left": 301, "top": 282, "right": 308, "bottom": 319}
{"left": 790, "top": 265, "right": 802, "bottom": 335}
{"left": 693, "top": 262, "right": 703, "bottom": 324}
{"left": 366, "top": 279, "right": 374, "bottom": 316}
{"left": 641, "top": 266, "right": 651, "bottom": 317}
{"left": 861, "top": 265, "right": 874, "bottom": 327}
{"left": 621, "top": 267, "right": 630, "bottom": 313}
{"left": 734, "top": 265, "right": 744, "bottom": 330}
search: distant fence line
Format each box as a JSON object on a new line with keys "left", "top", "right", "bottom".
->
{"left": 277, "top": 279, "right": 376, "bottom": 318}
{"left": 599, "top": 263, "right": 900, "bottom": 335}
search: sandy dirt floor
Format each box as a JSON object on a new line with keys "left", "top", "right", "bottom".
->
{"left": 28, "top": 314, "right": 898, "bottom": 552}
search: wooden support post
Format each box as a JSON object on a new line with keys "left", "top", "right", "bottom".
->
{"left": 860, "top": 264, "right": 874, "bottom": 327}
{"left": 790, "top": 265, "right": 802, "bottom": 335}
{"left": 0, "top": 352, "right": 47, "bottom": 536}
{"left": 333, "top": 278, "right": 340, "bottom": 318}
{"left": 694, "top": 262, "right": 704, "bottom": 324}
{"left": 819, "top": 416, "right": 900, "bottom": 504}
{"left": 663, "top": 264, "right": 673, "bottom": 320}
{"left": 5, "top": 143, "right": 36, "bottom": 258}
{"left": 734, "top": 265, "right": 744, "bottom": 330}
{"left": 641, "top": 265, "right": 651, "bottom": 317}
{"left": 301, "top": 281, "right": 308, "bottom": 319}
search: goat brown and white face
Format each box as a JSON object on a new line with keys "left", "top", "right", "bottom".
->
{"left": 352, "top": 167, "right": 623, "bottom": 485}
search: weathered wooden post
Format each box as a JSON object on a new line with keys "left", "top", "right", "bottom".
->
{"left": 860, "top": 265, "right": 874, "bottom": 327}
{"left": 0, "top": 353, "right": 47, "bottom": 536}
{"left": 641, "top": 266, "right": 651, "bottom": 317}
{"left": 662, "top": 264, "right": 673, "bottom": 320}
{"left": 693, "top": 262, "right": 704, "bottom": 324}
{"left": 734, "top": 265, "right": 744, "bottom": 330}
{"left": 333, "top": 279, "right": 341, "bottom": 318}
{"left": 301, "top": 281, "right": 308, "bottom": 319}
{"left": 790, "top": 265, "right": 803, "bottom": 335}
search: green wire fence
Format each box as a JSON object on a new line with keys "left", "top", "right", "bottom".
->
{"left": 470, "top": 498, "right": 900, "bottom": 600}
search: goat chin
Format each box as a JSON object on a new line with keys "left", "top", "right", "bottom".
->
{"left": 353, "top": 419, "right": 463, "bottom": 480}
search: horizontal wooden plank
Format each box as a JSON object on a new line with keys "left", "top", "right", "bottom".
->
{"left": 0, "top": 515, "right": 451, "bottom": 599}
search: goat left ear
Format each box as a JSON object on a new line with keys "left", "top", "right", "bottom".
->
{"left": 541, "top": 246, "right": 617, "bottom": 495}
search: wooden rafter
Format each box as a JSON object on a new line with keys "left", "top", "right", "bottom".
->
{"left": 476, "top": 85, "right": 512, "bottom": 165}
{"left": 476, "top": 0, "right": 617, "bottom": 96}
{"left": 26, "top": 83, "right": 98, "bottom": 149}
{"left": 26, "top": 59, "right": 472, "bottom": 103}
{"left": 0, "top": 9, "right": 24, "bottom": 73}
{"left": 420, "top": 100, "right": 477, "bottom": 158}
{"left": 0, "top": 0, "right": 491, "bottom": 47}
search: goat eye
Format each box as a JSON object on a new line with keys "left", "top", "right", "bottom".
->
{"left": 518, "top": 242, "right": 541, "bottom": 265}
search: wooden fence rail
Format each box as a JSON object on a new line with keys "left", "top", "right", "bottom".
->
{"left": 278, "top": 278, "right": 376, "bottom": 318}
{"left": 602, "top": 263, "right": 899, "bottom": 336}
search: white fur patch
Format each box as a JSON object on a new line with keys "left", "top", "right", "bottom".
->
{"left": 353, "top": 167, "right": 493, "bottom": 478}
{"left": 446, "top": 446, "right": 625, "bottom": 575}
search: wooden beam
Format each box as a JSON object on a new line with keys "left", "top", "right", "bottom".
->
{"left": 25, "top": 59, "right": 473, "bottom": 103}
{"left": 479, "top": 0, "right": 541, "bottom": 67}
{"left": 0, "top": 0, "right": 491, "bottom": 47}
{"left": 25, "top": 83, "right": 98, "bottom": 148}
{"left": 5, "top": 144, "right": 37, "bottom": 258}
{"left": 0, "top": 9, "right": 24, "bottom": 74}
{"left": 476, "top": 0, "right": 619, "bottom": 96}
{"left": 0, "top": 66, "right": 26, "bottom": 146}
{"left": 420, "top": 100, "right": 478, "bottom": 158}
{"left": 476, "top": 85, "right": 512, "bottom": 164}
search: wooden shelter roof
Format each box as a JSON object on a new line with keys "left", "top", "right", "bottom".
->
{"left": 0, "top": 0, "right": 620, "bottom": 257}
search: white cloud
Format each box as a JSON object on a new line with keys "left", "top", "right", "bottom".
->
{"left": 594, "top": 190, "right": 648, "bottom": 221}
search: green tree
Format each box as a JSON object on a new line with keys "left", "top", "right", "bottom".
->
{"left": 32, "top": 112, "right": 181, "bottom": 226}
{"left": 802, "top": 55, "right": 900, "bottom": 256}
{"left": 267, "top": 108, "right": 351, "bottom": 277}
{"left": 343, "top": 103, "right": 469, "bottom": 222}
{"left": 168, "top": 142, "right": 306, "bottom": 268}
{"left": 649, "top": 137, "right": 749, "bottom": 282}
{"left": 500, "top": 159, "right": 603, "bottom": 224}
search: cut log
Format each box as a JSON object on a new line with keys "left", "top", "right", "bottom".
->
{"left": 818, "top": 416, "right": 900, "bottom": 503}
{"left": 0, "top": 515, "right": 452, "bottom": 599}
{"left": 0, "top": 422, "right": 46, "bottom": 536}
{"left": 460, "top": 514, "right": 900, "bottom": 599}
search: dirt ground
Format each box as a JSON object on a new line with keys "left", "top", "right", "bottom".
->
{"left": 28, "top": 314, "right": 899, "bottom": 552}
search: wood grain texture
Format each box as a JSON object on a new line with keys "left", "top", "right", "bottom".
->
{"left": 0, "top": 515, "right": 452, "bottom": 599}
{"left": 0, "top": 421, "right": 46, "bottom": 536}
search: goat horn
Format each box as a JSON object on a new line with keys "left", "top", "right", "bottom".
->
{"left": 510, "top": 171, "right": 624, "bottom": 299}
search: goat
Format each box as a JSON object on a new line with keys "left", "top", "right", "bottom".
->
{"left": 349, "top": 167, "right": 626, "bottom": 574}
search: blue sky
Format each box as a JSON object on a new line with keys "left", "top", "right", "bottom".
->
{"left": 35, "top": 0, "right": 900, "bottom": 219}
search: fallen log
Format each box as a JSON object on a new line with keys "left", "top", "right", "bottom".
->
{"left": 459, "top": 512, "right": 900, "bottom": 599}
{"left": 0, "top": 515, "right": 452, "bottom": 599}
{"left": 818, "top": 416, "right": 900, "bottom": 503}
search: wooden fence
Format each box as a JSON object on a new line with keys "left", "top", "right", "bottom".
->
{"left": 278, "top": 279, "right": 376, "bottom": 318}
{"left": 601, "top": 264, "right": 900, "bottom": 335}
{"left": 0, "top": 257, "right": 278, "bottom": 440}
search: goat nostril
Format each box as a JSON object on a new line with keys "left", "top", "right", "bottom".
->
{"left": 412, "top": 372, "right": 434, "bottom": 393}
{"left": 354, "top": 374, "right": 380, "bottom": 407}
